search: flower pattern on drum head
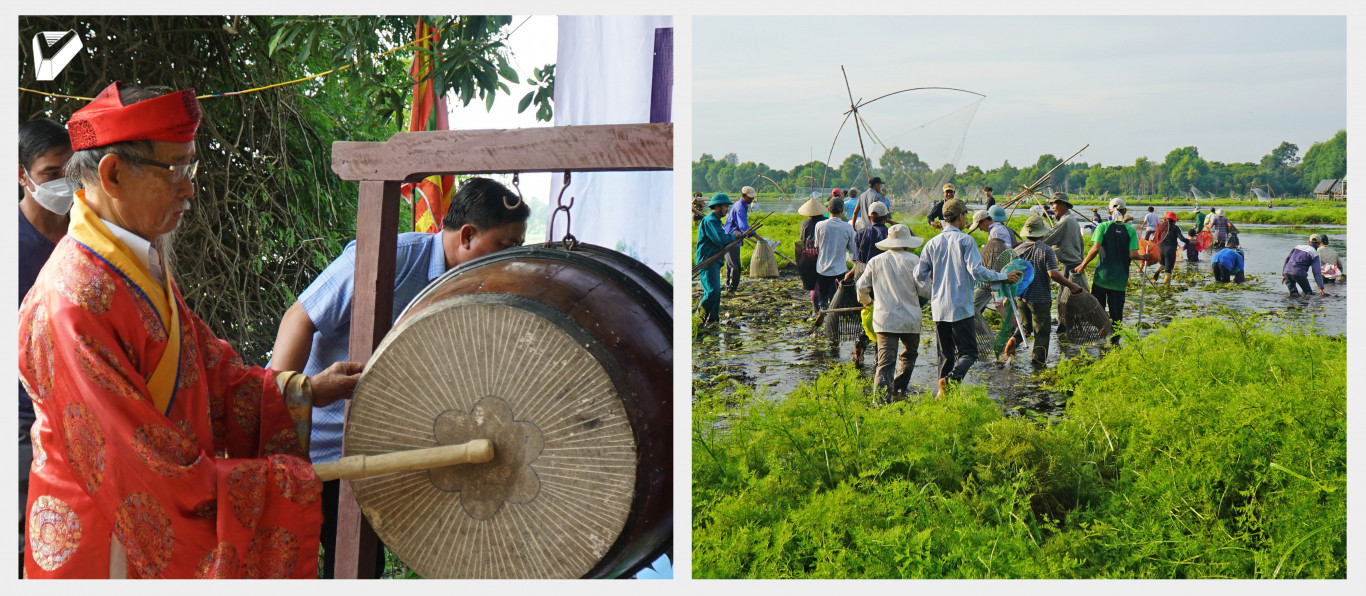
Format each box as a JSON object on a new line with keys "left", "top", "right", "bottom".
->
{"left": 132, "top": 424, "right": 199, "bottom": 478}
{"left": 62, "top": 403, "right": 106, "bottom": 494}
{"left": 56, "top": 249, "right": 115, "bottom": 314}
{"left": 270, "top": 455, "right": 321, "bottom": 506}
{"left": 196, "top": 542, "right": 240, "bottom": 578}
{"left": 228, "top": 461, "right": 267, "bottom": 531}
{"left": 232, "top": 375, "right": 263, "bottom": 437}
{"left": 28, "top": 495, "right": 82, "bottom": 572}
{"left": 245, "top": 526, "right": 299, "bottom": 579}
{"left": 114, "top": 492, "right": 174, "bottom": 578}
{"left": 75, "top": 334, "right": 141, "bottom": 401}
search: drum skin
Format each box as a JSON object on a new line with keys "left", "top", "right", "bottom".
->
{"left": 344, "top": 243, "right": 672, "bottom": 578}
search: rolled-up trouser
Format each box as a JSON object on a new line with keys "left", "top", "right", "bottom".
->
{"left": 1014, "top": 300, "right": 1054, "bottom": 364}
{"left": 935, "top": 317, "right": 979, "bottom": 382}
{"left": 700, "top": 264, "right": 722, "bottom": 323}
{"left": 19, "top": 412, "right": 34, "bottom": 578}
{"left": 875, "top": 332, "right": 919, "bottom": 394}
{"left": 724, "top": 244, "right": 742, "bottom": 290}
{"left": 972, "top": 283, "right": 995, "bottom": 315}
{"left": 1285, "top": 273, "right": 1311, "bottom": 296}
{"left": 1158, "top": 244, "right": 1178, "bottom": 274}
{"left": 815, "top": 274, "right": 841, "bottom": 312}
{"left": 1212, "top": 262, "right": 1232, "bottom": 283}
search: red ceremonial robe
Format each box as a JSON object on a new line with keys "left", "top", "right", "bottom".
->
{"left": 18, "top": 193, "right": 322, "bottom": 578}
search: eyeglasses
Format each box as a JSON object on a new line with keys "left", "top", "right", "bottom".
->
{"left": 121, "top": 154, "right": 199, "bottom": 181}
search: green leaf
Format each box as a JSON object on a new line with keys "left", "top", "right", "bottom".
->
{"left": 518, "top": 92, "right": 533, "bottom": 113}
{"left": 267, "top": 26, "right": 287, "bottom": 56}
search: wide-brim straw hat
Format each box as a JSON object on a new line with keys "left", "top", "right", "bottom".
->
{"left": 1021, "top": 215, "right": 1051, "bottom": 238}
{"left": 798, "top": 197, "right": 825, "bottom": 216}
{"left": 876, "top": 224, "right": 924, "bottom": 250}
{"left": 965, "top": 209, "right": 992, "bottom": 233}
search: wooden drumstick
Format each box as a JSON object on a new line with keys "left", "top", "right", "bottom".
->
{"left": 314, "top": 439, "right": 495, "bottom": 482}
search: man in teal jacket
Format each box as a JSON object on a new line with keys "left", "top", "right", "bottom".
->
{"left": 696, "top": 193, "right": 738, "bottom": 324}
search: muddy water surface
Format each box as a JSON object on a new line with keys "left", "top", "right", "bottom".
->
{"left": 693, "top": 226, "right": 1345, "bottom": 419}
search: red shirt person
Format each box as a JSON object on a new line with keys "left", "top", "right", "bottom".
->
{"left": 18, "top": 82, "right": 361, "bottom": 578}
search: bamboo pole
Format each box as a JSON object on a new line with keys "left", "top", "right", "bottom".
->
{"left": 691, "top": 212, "right": 774, "bottom": 278}
{"left": 1001, "top": 144, "right": 1090, "bottom": 209}
{"left": 314, "top": 440, "right": 495, "bottom": 482}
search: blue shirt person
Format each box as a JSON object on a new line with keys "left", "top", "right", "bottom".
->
{"left": 269, "top": 177, "right": 528, "bottom": 577}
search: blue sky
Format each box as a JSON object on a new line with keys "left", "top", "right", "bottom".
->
{"left": 694, "top": 15, "right": 1346, "bottom": 171}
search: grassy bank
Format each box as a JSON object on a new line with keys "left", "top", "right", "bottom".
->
{"left": 692, "top": 317, "right": 1345, "bottom": 578}
{"left": 1225, "top": 206, "right": 1346, "bottom": 226}
{"left": 709, "top": 190, "right": 1336, "bottom": 209}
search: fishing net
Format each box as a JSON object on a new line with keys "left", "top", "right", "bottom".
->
{"left": 748, "top": 239, "right": 779, "bottom": 278}
{"left": 1193, "top": 230, "right": 1212, "bottom": 251}
{"left": 818, "top": 84, "right": 983, "bottom": 214}
{"left": 822, "top": 281, "right": 866, "bottom": 342}
{"left": 973, "top": 312, "right": 998, "bottom": 359}
{"left": 971, "top": 243, "right": 1016, "bottom": 357}
{"left": 980, "top": 238, "right": 1009, "bottom": 273}
{"left": 992, "top": 259, "right": 1033, "bottom": 355}
{"left": 1057, "top": 286, "right": 1112, "bottom": 345}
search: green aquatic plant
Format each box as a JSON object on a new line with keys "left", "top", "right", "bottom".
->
{"left": 692, "top": 317, "right": 1345, "bottom": 578}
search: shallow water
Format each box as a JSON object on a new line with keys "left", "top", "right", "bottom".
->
{"left": 693, "top": 226, "right": 1345, "bottom": 417}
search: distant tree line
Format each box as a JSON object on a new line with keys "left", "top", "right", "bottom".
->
{"left": 693, "top": 130, "right": 1346, "bottom": 199}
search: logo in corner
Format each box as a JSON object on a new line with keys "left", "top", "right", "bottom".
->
{"left": 32, "top": 30, "right": 82, "bottom": 81}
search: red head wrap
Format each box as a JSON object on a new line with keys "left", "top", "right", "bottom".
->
{"left": 67, "top": 82, "right": 201, "bottom": 150}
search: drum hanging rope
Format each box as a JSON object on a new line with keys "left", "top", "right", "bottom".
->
{"left": 549, "top": 171, "right": 579, "bottom": 250}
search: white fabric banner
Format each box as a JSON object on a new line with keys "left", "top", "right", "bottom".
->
{"left": 550, "top": 15, "right": 675, "bottom": 280}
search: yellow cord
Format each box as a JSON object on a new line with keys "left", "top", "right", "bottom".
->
{"left": 19, "top": 18, "right": 464, "bottom": 102}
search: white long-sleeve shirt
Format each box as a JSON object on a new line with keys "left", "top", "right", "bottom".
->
{"left": 915, "top": 223, "right": 1011, "bottom": 322}
{"left": 814, "top": 216, "right": 857, "bottom": 276}
{"left": 856, "top": 248, "right": 931, "bottom": 334}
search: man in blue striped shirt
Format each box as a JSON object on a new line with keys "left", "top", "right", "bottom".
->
{"left": 269, "top": 177, "right": 528, "bottom": 577}
{"left": 722, "top": 185, "right": 758, "bottom": 291}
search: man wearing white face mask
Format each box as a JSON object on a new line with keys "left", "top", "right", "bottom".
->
{"left": 18, "top": 119, "right": 74, "bottom": 299}
{"left": 16, "top": 117, "right": 72, "bottom": 577}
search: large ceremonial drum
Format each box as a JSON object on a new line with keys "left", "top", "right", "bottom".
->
{"left": 343, "top": 242, "right": 672, "bottom": 579}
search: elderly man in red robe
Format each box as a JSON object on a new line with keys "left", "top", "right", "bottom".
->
{"left": 18, "top": 81, "right": 363, "bottom": 578}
